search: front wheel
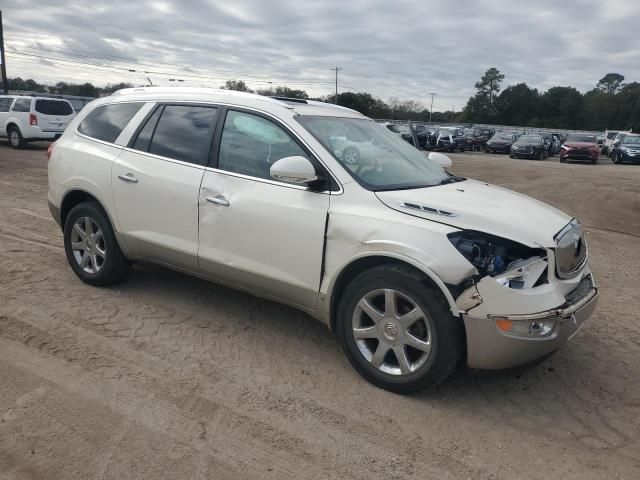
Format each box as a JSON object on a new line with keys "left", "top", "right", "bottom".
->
{"left": 336, "top": 265, "right": 462, "bottom": 393}
{"left": 63, "top": 202, "right": 131, "bottom": 286}
{"left": 613, "top": 152, "right": 623, "bottom": 164}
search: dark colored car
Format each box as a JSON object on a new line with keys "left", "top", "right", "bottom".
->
{"left": 551, "top": 133, "right": 563, "bottom": 154}
{"left": 559, "top": 133, "right": 599, "bottom": 164}
{"left": 464, "top": 127, "right": 493, "bottom": 151}
{"left": 510, "top": 134, "right": 547, "bottom": 160}
{"left": 485, "top": 133, "right": 517, "bottom": 153}
{"left": 385, "top": 123, "right": 429, "bottom": 150}
{"left": 541, "top": 133, "right": 557, "bottom": 157}
{"left": 610, "top": 134, "right": 640, "bottom": 164}
{"left": 427, "top": 128, "right": 466, "bottom": 152}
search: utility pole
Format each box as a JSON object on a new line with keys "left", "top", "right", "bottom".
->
{"left": 428, "top": 92, "right": 437, "bottom": 123}
{"left": 331, "top": 66, "right": 342, "bottom": 104}
{"left": 451, "top": 106, "right": 455, "bottom": 122}
{"left": 0, "top": 11, "right": 8, "bottom": 94}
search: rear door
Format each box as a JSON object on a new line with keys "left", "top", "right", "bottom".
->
{"left": 112, "top": 103, "right": 219, "bottom": 270}
{"left": 34, "top": 99, "right": 75, "bottom": 133}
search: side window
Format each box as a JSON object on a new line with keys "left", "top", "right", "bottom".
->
{"left": 218, "top": 110, "right": 309, "bottom": 180}
{"left": 147, "top": 105, "right": 218, "bottom": 165}
{"left": 132, "top": 106, "right": 163, "bottom": 152}
{"left": 12, "top": 98, "right": 32, "bottom": 112}
{"left": 78, "top": 103, "right": 143, "bottom": 143}
{"left": 0, "top": 97, "right": 14, "bottom": 112}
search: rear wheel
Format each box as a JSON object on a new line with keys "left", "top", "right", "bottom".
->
{"left": 63, "top": 202, "right": 130, "bottom": 286}
{"left": 336, "top": 265, "right": 462, "bottom": 393}
{"left": 8, "top": 126, "right": 26, "bottom": 149}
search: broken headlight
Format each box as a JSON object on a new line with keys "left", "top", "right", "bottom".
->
{"left": 448, "top": 231, "right": 548, "bottom": 288}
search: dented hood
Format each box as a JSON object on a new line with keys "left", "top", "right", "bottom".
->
{"left": 375, "top": 179, "right": 571, "bottom": 247}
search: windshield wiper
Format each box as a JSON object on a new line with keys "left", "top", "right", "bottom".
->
{"left": 439, "top": 175, "right": 465, "bottom": 185}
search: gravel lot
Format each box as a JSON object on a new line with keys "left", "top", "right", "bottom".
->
{"left": 1, "top": 142, "right": 639, "bottom": 480}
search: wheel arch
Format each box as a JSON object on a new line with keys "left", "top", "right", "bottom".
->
{"left": 326, "top": 253, "right": 459, "bottom": 332}
{"left": 60, "top": 189, "right": 118, "bottom": 234}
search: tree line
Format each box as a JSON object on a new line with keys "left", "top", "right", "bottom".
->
{"left": 7, "top": 70, "right": 639, "bottom": 131}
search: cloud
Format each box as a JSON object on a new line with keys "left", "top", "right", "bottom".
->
{"left": 2, "top": 0, "right": 639, "bottom": 110}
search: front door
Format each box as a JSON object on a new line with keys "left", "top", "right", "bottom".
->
{"left": 198, "top": 109, "right": 330, "bottom": 309}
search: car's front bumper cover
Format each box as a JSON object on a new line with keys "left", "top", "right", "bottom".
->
{"left": 459, "top": 275, "right": 598, "bottom": 370}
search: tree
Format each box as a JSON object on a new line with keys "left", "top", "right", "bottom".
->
{"left": 495, "top": 83, "right": 539, "bottom": 126}
{"left": 256, "top": 86, "right": 309, "bottom": 99}
{"left": 597, "top": 73, "right": 625, "bottom": 95}
{"left": 538, "top": 86, "right": 583, "bottom": 129}
{"left": 221, "top": 80, "right": 252, "bottom": 92}
{"left": 461, "top": 68, "right": 505, "bottom": 122}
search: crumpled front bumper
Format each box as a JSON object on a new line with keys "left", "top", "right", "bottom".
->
{"left": 459, "top": 274, "right": 598, "bottom": 370}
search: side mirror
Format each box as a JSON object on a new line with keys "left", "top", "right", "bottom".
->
{"left": 427, "top": 152, "right": 453, "bottom": 168}
{"left": 270, "top": 156, "right": 318, "bottom": 185}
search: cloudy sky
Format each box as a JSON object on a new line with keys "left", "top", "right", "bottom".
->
{"left": 2, "top": 0, "right": 639, "bottom": 110}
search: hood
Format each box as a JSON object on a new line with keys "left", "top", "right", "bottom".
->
{"left": 375, "top": 179, "right": 571, "bottom": 247}
{"left": 513, "top": 142, "right": 540, "bottom": 148}
{"left": 488, "top": 139, "right": 511, "bottom": 145}
{"left": 564, "top": 141, "right": 597, "bottom": 149}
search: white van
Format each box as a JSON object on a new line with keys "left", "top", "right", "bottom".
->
{"left": 0, "top": 95, "right": 76, "bottom": 148}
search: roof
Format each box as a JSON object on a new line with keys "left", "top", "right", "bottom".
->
{"left": 108, "top": 86, "right": 365, "bottom": 119}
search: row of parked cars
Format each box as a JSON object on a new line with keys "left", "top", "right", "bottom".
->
{"left": 385, "top": 121, "right": 640, "bottom": 165}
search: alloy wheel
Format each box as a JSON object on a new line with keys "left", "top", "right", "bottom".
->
{"left": 70, "top": 216, "right": 106, "bottom": 274}
{"left": 10, "top": 130, "right": 20, "bottom": 147}
{"left": 352, "top": 289, "right": 432, "bottom": 375}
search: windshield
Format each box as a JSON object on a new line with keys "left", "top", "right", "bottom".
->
{"left": 492, "top": 134, "right": 513, "bottom": 141}
{"left": 297, "top": 116, "right": 452, "bottom": 191}
{"left": 386, "top": 124, "right": 401, "bottom": 133}
{"left": 622, "top": 136, "right": 640, "bottom": 145}
{"left": 566, "top": 134, "right": 597, "bottom": 143}
{"left": 517, "top": 135, "right": 541, "bottom": 143}
{"left": 606, "top": 131, "right": 619, "bottom": 139}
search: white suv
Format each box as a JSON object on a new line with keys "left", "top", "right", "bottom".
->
{"left": 0, "top": 95, "right": 75, "bottom": 148}
{"left": 48, "top": 87, "right": 598, "bottom": 393}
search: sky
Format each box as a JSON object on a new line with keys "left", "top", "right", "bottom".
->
{"left": 2, "top": 0, "right": 639, "bottom": 111}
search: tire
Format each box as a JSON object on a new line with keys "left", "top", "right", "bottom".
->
{"left": 509, "top": 154, "right": 514, "bottom": 158}
{"left": 8, "top": 126, "right": 26, "bottom": 149}
{"left": 613, "top": 151, "right": 623, "bottom": 164}
{"left": 336, "top": 265, "right": 462, "bottom": 393}
{"left": 342, "top": 146, "right": 360, "bottom": 165}
{"left": 63, "top": 202, "right": 130, "bottom": 286}
{"left": 537, "top": 150, "right": 543, "bottom": 160}
{"left": 559, "top": 157, "right": 567, "bottom": 163}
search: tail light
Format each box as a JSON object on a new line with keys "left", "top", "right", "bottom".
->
{"left": 47, "top": 142, "right": 55, "bottom": 160}
{"left": 29, "top": 114, "right": 38, "bottom": 126}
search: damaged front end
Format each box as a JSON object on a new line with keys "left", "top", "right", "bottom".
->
{"left": 448, "top": 227, "right": 599, "bottom": 370}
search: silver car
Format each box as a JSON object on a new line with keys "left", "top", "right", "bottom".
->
{"left": 48, "top": 87, "right": 598, "bottom": 393}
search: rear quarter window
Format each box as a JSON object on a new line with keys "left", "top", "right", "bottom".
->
{"left": 12, "top": 98, "right": 32, "bottom": 112}
{"left": 77, "top": 103, "right": 143, "bottom": 143}
{"left": 35, "top": 99, "right": 74, "bottom": 116}
{"left": 0, "top": 97, "right": 14, "bottom": 112}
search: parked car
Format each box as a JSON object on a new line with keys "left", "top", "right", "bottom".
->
{"left": 464, "top": 127, "right": 493, "bottom": 151}
{"left": 602, "top": 130, "right": 630, "bottom": 154}
{"left": 427, "top": 128, "right": 466, "bottom": 152}
{"left": 0, "top": 95, "right": 76, "bottom": 148}
{"left": 541, "top": 133, "right": 557, "bottom": 157}
{"left": 607, "top": 131, "right": 631, "bottom": 158}
{"left": 610, "top": 133, "right": 640, "bottom": 164}
{"left": 559, "top": 133, "right": 599, "bottom": 164}
{"left": 551, "top": 133, "right": 563, "bottom": 154}
{"left": 485, "top": 133, "right": 517, "bottom": 153}
{"left": 384, "top": 123, "right": 429, "bottom": 150}
{"left": 510, "top": 134, "right": 547, "bottom": 159}
{"left": 48, "top": 87, "right": 597, "bottom": 393}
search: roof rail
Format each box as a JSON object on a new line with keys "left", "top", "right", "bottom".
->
{"left": 270, "top": 96, "right": 308, "bottom": 104}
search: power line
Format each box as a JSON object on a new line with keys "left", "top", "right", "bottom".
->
{"left": 5, "top": 50, "right": 339, "bottom": 88}
{"left": 7, "top": 43, "right": 337, "bottom": 85}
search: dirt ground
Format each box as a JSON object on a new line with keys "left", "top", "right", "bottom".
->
{"left": 0, "top": 142, "right": 639, "bottom": 480}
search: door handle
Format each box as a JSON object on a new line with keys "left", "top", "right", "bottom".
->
{"left": 206, "top": 195, "right": 230, "bottom": 207}
{"left": 118, "top": 173, "right": 138, "bottom": 183}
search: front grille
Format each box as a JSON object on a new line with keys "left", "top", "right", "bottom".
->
{"left": 555, "top": 220, "right": 588, "bottom": 279}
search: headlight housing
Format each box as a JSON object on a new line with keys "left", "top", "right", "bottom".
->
{"left": 448, "top": 230, "right": 548, "bottom": 288}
